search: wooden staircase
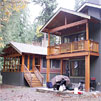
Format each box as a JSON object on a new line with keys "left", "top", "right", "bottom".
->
{"left": 24, "top": 65, "right": 43, "bottom": 87}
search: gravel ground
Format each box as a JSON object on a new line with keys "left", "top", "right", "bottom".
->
{"left": 0, "top": 84, "right": 101, "bottom": 101}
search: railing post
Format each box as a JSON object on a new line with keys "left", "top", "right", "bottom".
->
{"left": 21, "top": 55, "right": 24, "bottom": 72}
{"left": 3, "top": 56, "right": 6, "bottom": 72}
{"left": 71, "top": 43, "right": 73, "bottom": 53}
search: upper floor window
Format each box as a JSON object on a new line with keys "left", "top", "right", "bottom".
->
{"left": 63, "top": 32, "right": 85, "bottom": 43}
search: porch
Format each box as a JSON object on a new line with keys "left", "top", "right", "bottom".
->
{"left": 1, "top": 42, "right": 46, "bottom": 87}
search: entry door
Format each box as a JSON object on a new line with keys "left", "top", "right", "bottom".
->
{"left": 35, "top": 56, "right": 40, "bottom": 71}
{"left": 29, "top": 55, "right": 33, "bottom": 71}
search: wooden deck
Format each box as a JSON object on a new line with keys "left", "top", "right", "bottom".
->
{"left": 48, "top": 40, "right": 99, "bottom": 57}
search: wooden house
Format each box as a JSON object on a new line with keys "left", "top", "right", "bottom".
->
{"left": 40, "top": 1, "right": 101, "bottom": 92}
{"left": 1, "top": 42, "right": 47, "bottom": 87}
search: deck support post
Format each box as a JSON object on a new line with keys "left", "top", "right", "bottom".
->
{"left": 85, "top": 55, "right": 90, "bottom": 92}
{"left": 46, "top": 59, "right": 50, "bottom": 82}
{"left": 60, "top": 59, "right": 63, "bottom": 75}
{"left": 32, "top": 55, "right": 35, "bottom": 72}
{"left": 21, "top": 55, "right": 25, "bottom": 72}
{"left": 39, "top": 56, "right": 41, "bottom": 72}
{"left": 47, "top": 31, "right": 51, "bottom": 82}
{"left": 27, "top": 55, "right": 30, "bottom": 70}
{"left": 3, "top": 56, "right": 6, "bottom": 72}
{"left": 86, "top": 21, "right": 89, "bottom": 40}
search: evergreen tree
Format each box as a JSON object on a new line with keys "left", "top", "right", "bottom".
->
{"left": 32, "top": 0, "right": 57, "bottom": 43}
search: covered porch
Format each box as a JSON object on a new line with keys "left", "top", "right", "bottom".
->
{"left": 1, "top": 42, "right": 46, "bottom": 87}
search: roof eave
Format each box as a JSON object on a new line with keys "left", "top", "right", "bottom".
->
{"left": 77, "top": 3, "right": 101, "bottom": 12}
{"left": 40, "top": 8, "right": 91, "bottom": 33}
{"left": 10, "top": 42, "right": 22, "bottom": 55}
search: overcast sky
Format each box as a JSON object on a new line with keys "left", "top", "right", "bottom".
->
{"left": 28, "top": 0, "right": 75, "bottom": 23}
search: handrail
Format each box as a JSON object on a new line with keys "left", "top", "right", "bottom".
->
{"left": 24, "top": 64, "right": 32, "bottom": 87}
{"left": 48, "top": 40, "right": 99, "bottom": 55}
{"left": 3, "top": 64, "right": 21, "bottom": 72}
{"left": 34, "top": 67, "right": 44, "bottom": 85}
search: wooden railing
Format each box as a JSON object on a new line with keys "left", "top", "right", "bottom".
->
{"left": 34, "top": 67, "right": 44, "bottom": 85}
{"left": 3, "top": 64, "right": 21, "bottom": 72}
{"left": 24, "top": 65, "right": 32, "bottom": 87}
{"left": 48, "top": 40, "right": 99, "bottom": 55}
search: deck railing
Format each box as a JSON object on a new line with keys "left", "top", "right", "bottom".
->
{"left": 34, "top": 67, "right": 44, "bottom": 85}
{"left": 48, "top": 40, "right": 99, "bottom": 55}
{"left": 3, "top": 64, "right": 21, "bottom": 72}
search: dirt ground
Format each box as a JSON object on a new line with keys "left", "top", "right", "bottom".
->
{"left": 1, "top": 84, "right": 101, "bottom": 101}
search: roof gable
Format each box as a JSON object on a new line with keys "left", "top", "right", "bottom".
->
{"left": 1, "top": 42, "right": 47, "bottom": 56}
{"left": 40, "top": 8, "right": 91, "bottom": 33}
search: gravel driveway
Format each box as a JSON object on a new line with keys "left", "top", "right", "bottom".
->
{"left": 0, "top": 84, "right": 101, "bottom": 101}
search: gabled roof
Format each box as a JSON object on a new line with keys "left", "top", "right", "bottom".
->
{"left": 40, "top": 8, "right": 91, "bottom": 33}
{"left": 77, "top": 2, "right": 101, "bottom": 12}
{"left": 3, "top": 42, "right": 47, "bottom": 56}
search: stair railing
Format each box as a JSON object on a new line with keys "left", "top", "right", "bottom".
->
{"left": 34, "top": 67, "right": 44, "bottom": 85}
{"left": 24, "top": 65, "right": 32, "bottom": 87}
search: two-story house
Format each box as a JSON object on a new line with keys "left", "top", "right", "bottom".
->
{"left": 40, "top": 1, "right": 101, "bottom": 92}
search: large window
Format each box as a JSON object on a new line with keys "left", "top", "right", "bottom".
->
{"left": 51, "top": 59, "right": 60, "bottom": 69}
{"left": 63, "top": 32, "right": 86, "bottom": 43}
{"left": 70, "top": 60, "right": 85, "bottom": 77}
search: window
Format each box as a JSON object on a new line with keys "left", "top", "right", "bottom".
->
{"left": 63, "top": 31, "right": 86, "bottom": 43}
{"left": 42, "top": 57, "right": 46, "bottom": 68}
{"left": 70, "top": 60, "right": 85, "bottom": 77}
{"left": 51, "top": 59, "right": 60, "bottom": 68}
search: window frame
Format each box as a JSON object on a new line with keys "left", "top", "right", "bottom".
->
{"left": 69, "top": 59, "right": 85, "bottom": 78}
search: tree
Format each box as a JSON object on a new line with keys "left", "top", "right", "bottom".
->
{"left": 0, "top": 0, "right": 29, "bottom": 29}
{"left": 33, "top": 0, "right": 57, "bottom": 25}
{"left": 32, "top": 0, "right": 57, "bottom": 43}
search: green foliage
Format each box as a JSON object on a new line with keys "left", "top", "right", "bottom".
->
{"left": 33, "top": 0, "right": 57, "bottom": 24}
{"left": 0, "top": 6, "right": 34, "bottom": 70}
{"left": 32, "top": 0, "right": 57, "bottom": 43}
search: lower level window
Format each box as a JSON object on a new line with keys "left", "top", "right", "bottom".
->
{"left": 51, "top": 59, "right": 60, "bottom": 68}
{"left": 70, "top": 60, "right": 85, "bottom": 77}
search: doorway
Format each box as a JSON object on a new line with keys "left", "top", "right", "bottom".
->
{"left": 35, "top": 56, "right": 41, "bottom": 71}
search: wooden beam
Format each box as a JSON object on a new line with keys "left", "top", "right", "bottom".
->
{"left": 60, "top": 59, "right": 63, "bottom": 75}
{"left": 47, "top": 59, "right": 50, "bottom": 82}
{"left": 48, "top": 32, "right": 50, "bottom": 46}
{"left": 47, "top": 52, "right": 89, "bottom": 59}
{"left": 5, "top": 54, "right": 21, "bottom": 58}
{"left": 47, "top": 32, "right": 50, "bottom": 55}
{"left": 86, "top": 21, "right": 89, "bottom": 40}
{"left": 21, "top": 55, "right": 24, "bottom": 72}
{"left": 50, "top": 19, "right": 87, "bottom": 33}
{"left": 32, "top": 55, "right": 35, "bottom": 72}
{"left": 65, "top": 16, "right": 67, "bottom": 25}
{"left": 3, "top": 56, "right": 6, "bottom": 72}
{"left": 27, "top": 55, "right": 30, "bottom": 70}
{"left": 39, "top": 56, "right": 41, "bottom": 72}
{"left": 85, "top": 55, "right": 90, "bottom": 92}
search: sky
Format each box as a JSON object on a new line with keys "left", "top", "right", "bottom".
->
{"left": 28, "top": 0, "right": 75, "bottom": 23}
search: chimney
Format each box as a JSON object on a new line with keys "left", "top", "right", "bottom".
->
{"left": 86, "top": 0, "right": 101, "bottom": 5}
